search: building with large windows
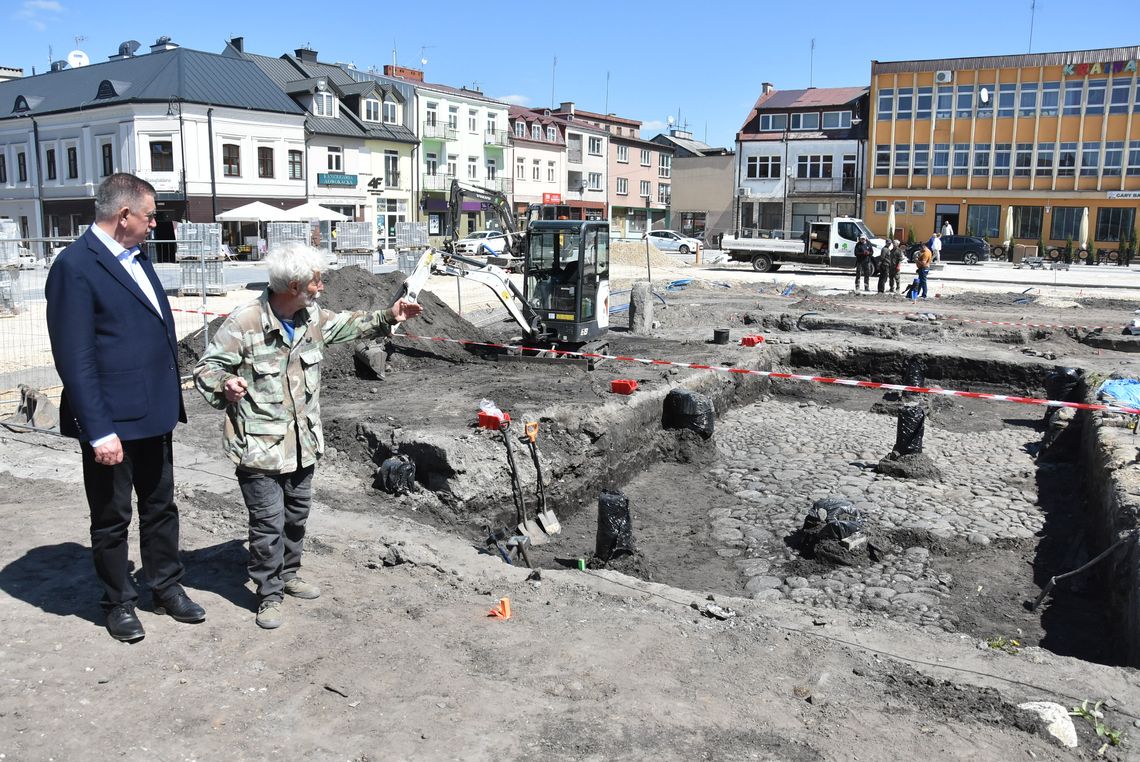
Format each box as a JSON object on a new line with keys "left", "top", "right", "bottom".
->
{"left": 735, "top": 84, "right": 869, "bottom": 237}
{"left": 868, "top": 46, "right": 1140, "bottom": 256}
{"left": 508, "top": 106, "right": 567, "bottom": 221}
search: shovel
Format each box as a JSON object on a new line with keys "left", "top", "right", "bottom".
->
{"left": 523, "top": 422, "right": 561, "bottom": 536}
{"left": 501, "top": 421, "right": 546, "bottom": 544}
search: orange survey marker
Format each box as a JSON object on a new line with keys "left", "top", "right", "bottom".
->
{"left": 488, "top": 596, "right": 511, "bottom": 620}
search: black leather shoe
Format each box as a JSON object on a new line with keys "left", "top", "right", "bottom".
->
{"left": 106, "top": 604, "right": 146, "bottom": 642}
{"left": 155, "top": 592, "right": 206, "bottom": 623}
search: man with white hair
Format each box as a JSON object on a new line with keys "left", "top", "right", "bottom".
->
{"left": 194, "top": 243, "right": 422, "bottom": 629}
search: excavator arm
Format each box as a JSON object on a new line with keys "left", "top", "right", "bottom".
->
{"left": 446, "top": 179, "right": 525, "bottom": 259}
{"left": 399, "top": 248, "right": 545, "bottom": 340}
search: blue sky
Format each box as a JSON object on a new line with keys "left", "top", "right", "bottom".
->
{"left": 6, "top": 0, "right": 1136, "bottom": 149}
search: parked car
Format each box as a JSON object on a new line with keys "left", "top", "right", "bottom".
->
{"left": 906, "top": 235, "right": 992, "bottom": 265}
{"left": 644, "top": 229, "right": 702, "bottom": 256}
{"left": 454, "top": 230, "right": 509, "bottom": 256}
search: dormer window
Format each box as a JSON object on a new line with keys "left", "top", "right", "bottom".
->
{"left": 382, "top": 99, "right": 397, "bottom": 123}
{"left": 12, "top": 95, "right": 29, "bottom": 113}
{"left": 95, "top": 80, "right": 118, "bottom": 100}
{"left": 547, "top": 126, "right": 557, "bottom": 141}
{"left": 364, "top": 98, "right": 380, "bottom": 122}
{"left": 313, "top": 90, "right": 336, "bottom": 117}
{"left": 532, "top": 124, "right": 542, "bottom": 140}
{"left": 514, "top": 120, "right": 526, "bottom": 137}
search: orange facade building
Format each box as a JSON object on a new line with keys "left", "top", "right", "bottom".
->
{"left": 867, "top": 46, "right": 1140, "bottom": 258}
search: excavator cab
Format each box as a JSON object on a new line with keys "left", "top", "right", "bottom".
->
{"left": 524, "top": 221, "right": 610, "bottom": 344}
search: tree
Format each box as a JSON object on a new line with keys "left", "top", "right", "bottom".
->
{"left": 907, "top": 226, "right": 916, "bottom": 245}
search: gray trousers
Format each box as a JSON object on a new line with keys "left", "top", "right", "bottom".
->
{"left": 238, "top": 465, "right": 314, "bottom": 603}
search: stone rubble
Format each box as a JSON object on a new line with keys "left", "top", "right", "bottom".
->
{"left": 710, "top": 397, "right": 1041, "bottom": 633}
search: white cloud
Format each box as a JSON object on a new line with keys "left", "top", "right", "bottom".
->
{"left": 15, "top": 0, "right": 63, "bottom": 31}
{"left": 496, "top": 94, "right": 531, "bottom": 107}
{"left": 640, "top": 119, "right": 668, "bottom": 134}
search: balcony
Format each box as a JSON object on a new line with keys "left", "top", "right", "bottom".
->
{"left": 421, "top": 172, "right": 454, "bottom": 191}
{"left": 484, "top": 129, "right": 510, "bottom": 146}
{"left": 788, "top": 176, "right": 857, "bottom": 195}
{"left": 422, "top": 122, "right": 457, "bottom": 141}
{"left": 484, "top": 177, "right": 513, "bottom": 194}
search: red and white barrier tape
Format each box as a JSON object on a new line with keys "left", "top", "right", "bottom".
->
{"left": 171, "top": 307, "right": 231, "bottom": 318}
{"left": 400, "top": 332, "right": 1140, "bottom": 416}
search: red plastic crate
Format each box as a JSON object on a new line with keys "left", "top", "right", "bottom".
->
{"left": 477, "top": 410, "right": 510, "bottom": 429}
{"left": 611, "top": 379, "right": 638, "bottom": 395}
{"left": 740, "top": 335, "right": 766, "bottom": 347}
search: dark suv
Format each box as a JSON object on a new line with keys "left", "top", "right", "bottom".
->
{"left": 907, "top": 235, "right": 991, "bottom": 265}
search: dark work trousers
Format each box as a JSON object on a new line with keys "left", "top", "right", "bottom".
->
{"left": 877, "top": 264, "right": 889, "bottom": 293}
{"left": 855, "top": 258, "right": 872, "bottom": 290}
{"left": 888, "top": 266, "right": 900, "bottom": 292}
{"left": 238, "top": 465, "right": 314, "bottom": 604}
{"left": 81, "top": 433, "right": 184, "bottom": 612}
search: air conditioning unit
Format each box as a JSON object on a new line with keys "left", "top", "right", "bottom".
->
{"left": 935, "top": 70, "right": 953, "bottom": 84}
{"left": 737, "top": 187, "right": 751, "bottom": 197}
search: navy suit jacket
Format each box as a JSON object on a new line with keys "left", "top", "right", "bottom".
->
{"left": 45, "top": 227, "right": 187, "bottom": 443}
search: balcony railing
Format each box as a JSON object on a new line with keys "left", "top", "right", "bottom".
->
{"left": 484, "top": 177, "right": 513, "bottom": 193}
{"left": 421, "top": 172, "right": 454, "bottom": 191}
{"left": 422, "top": 122, "right": 457, "bottom": 141}
{"left": 484, "top": 129, "right": 510, "bottom": 146}
{"left": 788, "top": 176, "right": 857, "bottom": 194}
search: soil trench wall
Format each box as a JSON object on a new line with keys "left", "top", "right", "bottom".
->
{"left": 1079, "top": 405, "right": 1140, "bottom": 666}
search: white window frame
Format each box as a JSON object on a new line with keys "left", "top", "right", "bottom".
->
{"left": 640, "top": 149, "right": 650, "bottom": 166}
{"left": 468, "top": 109, "right": 478, "bottom": 132}
{"left": 588, "top": 136, "right": 603, "bottom": 155}
{"left": 617, "top": 145, "right": 629, "bottom": 163}
{"left": 616, "top": 177, "right": 628, "bottom": 195}
{"left": 516, "top": 157, "right": 526, "bottom": 179}
{"left": 546, "top": 126, "right": 557, "bottom": 141}
{"left": 467, "top": 155, "right": 477, "bottom": 179}
{"left": 327, "top": 146, "right": 343, "bottom": 172}
{"left": 382, "top": 100, "right": 398, "bottom": 124}
{"left": 588, "top": 171, "right": 603, "bottom": 190}
{"left": 448, "top": 106, "right": 459, "bottom": 129}
{"left": 313, "top": 91, "right": 336, "bottom": 118}
{"left": 639, "top": 179, "right": 651, "bottom": 197}
{"left": 874, "top": 200, "right": 888, "bottom": 214}
{"left": 364, "top": 99, "right": 380, "bottom": 122}
{"left": 790, "top": 112, "right": 820, "bottom": 130}
{"left": 658, "top": 154, "right": 671, "bottom": 178}
{"left": 532, "top": 159, "right": 540, "bottom": 180}
{"left": 821, "top": 110, "right": 852, "bottom": 129}
{"left": 515, "top": 121, "right": 526, "bottom": 137}
{"left": 547, "top": 161, "right": 555, "bottom": 182}
{"left": 532, "top": 124, "right": 542, "bottom": 140}
{"left": 759, "top": 113, "right": 788, "bottom": 131}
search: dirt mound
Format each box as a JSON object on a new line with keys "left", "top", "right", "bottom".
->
{"left": 178, "top": 315, "right": 229, "bottom": 371}
{"left": 611, "top": 240, "right": 678, "bottom": 269}
{"left": 321, "top": 266, "right": 492, "bottom": 377}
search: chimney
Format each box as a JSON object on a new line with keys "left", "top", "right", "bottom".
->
{"left": 761, "top": 82, "right": 775, "bottom": 95}
{"left": 295, "top": 47, "right": 318, "bottom": 62}
{"left": 108, "top": 40, "right": 140, "bottom": 61}
{"left": 50, "top": 60, "right": 67, "bottom": 73}
{"left": 150, "top": 36, "right": 179, "bottom": 53}
{"left": 229, "top": 36, "right": 244, "bottom": 53}
{"left": 383, "top": 64, "right": 423, "bottom": 82}
{"left": 559, "top": 101, "right": 575, "bottom": 115}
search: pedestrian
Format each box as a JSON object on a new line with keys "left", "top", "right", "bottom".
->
{"left": 853, "top": 235, "right": 874, "bottom": 292}
{"left": 914, "top": 243, "right": 933, "bottom": 299}
{"left": 879, "top": 239, "right": 902, "bottom": 293}
{"left": 877, "top": 239, "right": 891, "bottom": 293}
{"left": 44, "top": 173, "right": 205, "bottom": 642}
{"left": 889, "top": 239, "right": 904, "bottom": 292}
{"left": 941, "top": 220, "right": 954, "bottom": 237}
{"left": 193, "top": 242, "right": 423, "bottom": 630}
{"left": 927, "top": 231, "right": 943, "bottom": 264}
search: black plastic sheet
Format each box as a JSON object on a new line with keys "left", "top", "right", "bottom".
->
{"left": 894, "top": 405, "right": 926, "bottom": 455}
{"left": 662, "top": 388, "right": 715, "bottom": 439}
{"left": 596, "top": 489, "right": 634, "bottom": 561}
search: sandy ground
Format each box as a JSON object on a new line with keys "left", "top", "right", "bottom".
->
{"left": 3, "top": 260, "right": 1140, "bottom": 760}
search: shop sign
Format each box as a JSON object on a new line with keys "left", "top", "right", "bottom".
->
{"left": 1063, "top": 60, "right": 1137, "bottom": 77}
{"left": 317, "top": 173, "right": 358, "bottom": 187}
{"left": 542, "top": 192, "right": 562, "bottom": 204}
{"left": 1107, "top": 191, "right": 1140, "bottom": 199}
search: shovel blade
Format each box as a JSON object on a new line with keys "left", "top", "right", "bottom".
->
{"left": 519, "top": 519, "right": 548, "bottom": 545}
{"left": 536, "top": 509, "right": 561, "bottom": 536}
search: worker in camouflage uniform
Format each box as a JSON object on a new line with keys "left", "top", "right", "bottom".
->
{"left": 194, "top": 242, "right": 422, "bottom": 629}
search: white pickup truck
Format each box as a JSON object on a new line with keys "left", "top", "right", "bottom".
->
{"left": 722, "top": 217, "right": 887, "bottom": 273}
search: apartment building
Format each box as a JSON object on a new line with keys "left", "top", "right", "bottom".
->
{"left": 868, "top": 46, "right": 1140, "bottom": 252}
{"left": 736, "top": 84, "right": 869, "bottom": 236}
{"left": 0, "top": 39, "right": 306, "bottom": 240}
{"left": 651, "top": 127, "right": 733, "bottom": 242}
{"left": 508, "top": 106, "right": 567, "bottom": 220}
{"left": 379, "top": 65, "right": 510, "bottom": 240}
{"left": 550, "top": 103, "right": 667, "bottom": 236}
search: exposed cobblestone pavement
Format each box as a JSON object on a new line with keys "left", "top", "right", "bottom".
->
{"left": 713, "top": 396, "right": 1041, "bottom": 634}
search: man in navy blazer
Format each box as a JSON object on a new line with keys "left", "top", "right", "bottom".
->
{"left": 45, "top": 173, "right": 205, "bottom": 642}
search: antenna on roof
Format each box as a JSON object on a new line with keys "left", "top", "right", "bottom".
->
{"left": 550, "top": 55, "right": 557, "bottom": 109}
{"left": 1028, "top": 0, "right": 1036, "bottom": 53}
{"left": 809, "top": 38, "right": 816, "bottom": 88}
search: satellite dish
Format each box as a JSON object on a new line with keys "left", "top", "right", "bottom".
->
{"left": 668, "top": 116, "right": 675, "bottom": 125}
{"left": 67, "top": 50, "right": 90, "bottom": 68}
{"left": 979, "top": 87, "right": 990, "bottom": 104}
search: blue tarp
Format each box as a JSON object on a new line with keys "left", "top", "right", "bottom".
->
{"left": 1096, "top": 378, "right": 1140, "bottom": 409}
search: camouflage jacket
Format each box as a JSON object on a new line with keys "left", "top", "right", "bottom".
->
{"left": 194, "top": 290, "right": 396, "bottom": 474}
